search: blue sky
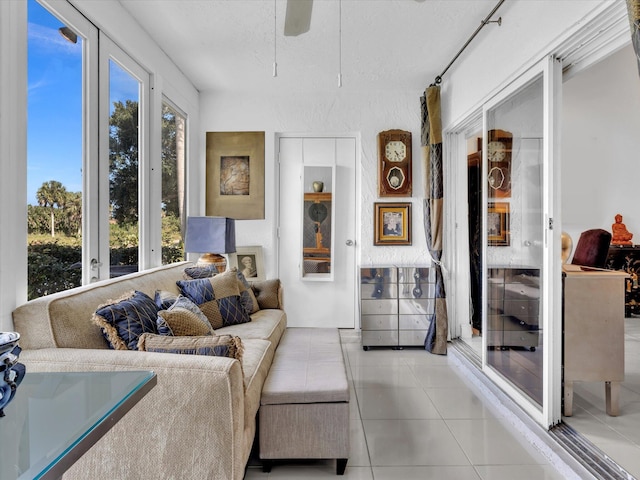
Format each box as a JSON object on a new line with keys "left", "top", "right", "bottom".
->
{"left": 27, "top": 0, "right": 137, "bottom": 206}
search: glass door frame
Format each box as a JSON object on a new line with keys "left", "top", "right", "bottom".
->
{"left": 480, "top": 55, "right": 562, "bottom": 428}
{"left": 98, "top": 34, "right": 150, "bottom": 281}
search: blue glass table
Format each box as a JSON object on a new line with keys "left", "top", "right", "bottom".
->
{"left": 0, "top": 370, "right": 156, "bottom": 480}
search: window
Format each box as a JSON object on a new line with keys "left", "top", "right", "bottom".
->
{"left": 25, "top": 0, "right": 178, "bottom": 296}
{"left": 27, "top": 0, "right": 84, "bottom": 299}
{"left": 161, "top": 101, "right": 187, "bottom": 264}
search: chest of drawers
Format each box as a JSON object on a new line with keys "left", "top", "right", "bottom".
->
{"left": 487, "top": 267, "right": 540, "bottom": 350}
{"left": 360, "top": 266, "right": 435, "bottom": 350}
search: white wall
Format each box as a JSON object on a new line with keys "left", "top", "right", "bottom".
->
{"left": 561, "top": 43, "right": 640, "bottom": 248}
{"left": 200, "top": 89, "right": 433, "bottom": 278}
{"left": 441, "top": 0, "right": 606, "bottom": 128}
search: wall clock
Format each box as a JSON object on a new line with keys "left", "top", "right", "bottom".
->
{"left": 487, "top": 129, "right": 512, "bottom": 198}
{"left": 377, "top": 129, "right": 412, "bottom": 197}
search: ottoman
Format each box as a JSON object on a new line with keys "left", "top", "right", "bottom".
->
{"left": 259, "top": 328, "right": 350, "bottom": 475}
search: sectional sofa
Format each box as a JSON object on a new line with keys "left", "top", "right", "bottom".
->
{"left": 12, "top": 261, "right": 287, "bottom": 480}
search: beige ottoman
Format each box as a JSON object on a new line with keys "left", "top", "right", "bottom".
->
{"left": 259, "top": 328, "right": 350, "bottom": 475}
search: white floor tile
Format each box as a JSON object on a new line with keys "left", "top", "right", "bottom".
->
{"left": 372, "top": 465, "right": 481, "bottom": 480}
{"left": 363, "top": 418, "right": 470, "bottom": 466}
{"left": 355, "top": 386, "right": 441, "bottom": 420}
{"left": 410, "top": 364, "right": 469, "bottom": 389}
{"left": 349, "top": 365, "right": 421, "bottom": 389}
{"left": 426, "top": 387, "right": 494, "bottom": 419}
{"left": 446, "top": 418, "right": 549, "bottom": 466}
{"left": 475, "top": 464, "right": 567, "bottom": 480}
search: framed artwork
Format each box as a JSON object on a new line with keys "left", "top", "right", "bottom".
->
{"left": 374, "top": 202, "right": 412, "bottom": 246}
{"left": 230, "top": 246, "right": 265, "bottom": 281}
{"left": 488, "top": 202, "right": 510, "bottom": 246}
{"left": 206, "top": 131, "right": 265, "bottom": 219}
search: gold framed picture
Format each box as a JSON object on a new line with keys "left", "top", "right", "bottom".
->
{"left": 206, "top": 131, "right": 265, "bottom": 219}
{"left": 488, "top": 202, "right": 510, "bottom": 246}
{"left": 374, "top": 202, "right": 412, "bottom": 246}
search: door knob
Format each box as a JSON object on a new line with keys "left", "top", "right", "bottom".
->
{"left": 90, "top": 258, "right": 103, "bottom": 270}
{"left": 345, "top": 239, "right": 354, "bottom": 246}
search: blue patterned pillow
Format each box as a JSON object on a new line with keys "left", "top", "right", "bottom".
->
{"left": 157, "top": 295, "right": 215, "bottom": 336}
{"left": 92, "top": 291, "right": 159, "bottom": 350}
{"left": 177, "top": 271, "right": 251, "bottom": 328}
{"left": 154, "top": 290, "right": 178, "bottom": 310}
{"left": 183, "top": 264, "right": 218, "bottom": 279}
{"left": 231, "top": 268, "right": 259, "bottom": 314}
{"left": 137, "top": 333, "right": 244, "bottom": 363}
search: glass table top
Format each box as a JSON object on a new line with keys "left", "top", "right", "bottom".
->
{"left": 0, "top": 370, "right": 156, "bottom": 480}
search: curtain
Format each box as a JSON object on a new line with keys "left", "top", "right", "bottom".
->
{"left": 420, "top": 86, "right": 448, "bottom": 355}
{"left": 628, "top": 0, "right": 640, "bottom": 76}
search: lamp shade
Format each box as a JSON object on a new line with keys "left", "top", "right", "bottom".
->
{"left": 184, "top": 217, "right": 236, "bottom": 254}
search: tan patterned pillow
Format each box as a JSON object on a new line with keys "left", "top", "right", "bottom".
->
{"left": 156, "top": 295, "right": 215, "bottom": 336}
{"left": 137, "top": 333, "right": 244, "bottom": 364}
{"left": 251, "top": 279, "right": 281, "bottom": 309}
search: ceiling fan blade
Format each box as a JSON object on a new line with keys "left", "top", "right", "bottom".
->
{"left": 284, "top": 0, "right": 313, "bottom": 37}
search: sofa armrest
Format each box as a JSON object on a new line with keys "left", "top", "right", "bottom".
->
{"left": 20, "top": 348, "right": 247, "bottom": 480}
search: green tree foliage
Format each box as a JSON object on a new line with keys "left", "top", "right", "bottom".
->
{"left": 36, "top": 180, "right": 67, "bottom": 237}
{"left": 109, "top": 100, "right": 139, "bottom": 225}
{"left": 161, "top": 104, "right": 180, "bottom": 218}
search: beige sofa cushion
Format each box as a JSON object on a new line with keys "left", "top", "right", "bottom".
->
{"left": 240, "top": 338, "right": 275, "bottom": 430}
{"left": 217, "top": 309, "right": 287, "bottom": 346}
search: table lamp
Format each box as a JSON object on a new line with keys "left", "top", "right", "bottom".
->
{"left": 184, "top": 216, "right": 236, "bottom": 270}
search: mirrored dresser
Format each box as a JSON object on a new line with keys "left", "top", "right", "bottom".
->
{"left": 360, "top": 266, "right": 435, "bottom": 350}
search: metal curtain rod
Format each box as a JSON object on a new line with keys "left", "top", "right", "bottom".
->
{"left": 432, "top": 0, "right": 506, "bottom": 86}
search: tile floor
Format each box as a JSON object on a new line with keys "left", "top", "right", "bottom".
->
{"left": 245, "top": 331, "right": 585, "bottom": 480}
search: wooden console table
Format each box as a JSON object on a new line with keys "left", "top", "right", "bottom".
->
{"left": 562, "top": 265, "right": 628, "bottom": 416}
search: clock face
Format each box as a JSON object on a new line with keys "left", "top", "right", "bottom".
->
{"left": 487, "top": 141, "right": 507, "bottom": 162}
{"left": 385, "top": 141, "right": 406, "bottom": 162}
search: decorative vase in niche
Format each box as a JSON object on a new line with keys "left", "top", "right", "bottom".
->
{"left": 312, "top": 181, "right": 324, "bottom": 193}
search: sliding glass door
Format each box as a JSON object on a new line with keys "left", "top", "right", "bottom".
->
{"left": 482, "top": 56, "right": 562, "bottom": 427}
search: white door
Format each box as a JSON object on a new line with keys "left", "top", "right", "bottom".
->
{"left": 481, "top": 55, "right": 562, "bottom": 428}
{"left": 277, "top": 135, "right": 357, "bottom": 328}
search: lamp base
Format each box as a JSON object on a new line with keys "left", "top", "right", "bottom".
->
{"left": 196, "top": 253, "right": 227, "bottom": 271}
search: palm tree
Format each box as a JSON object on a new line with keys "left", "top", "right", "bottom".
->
{"left": 36, "top": 180, "right": 67, "bottom": 237}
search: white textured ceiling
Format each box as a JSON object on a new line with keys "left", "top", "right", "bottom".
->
{"left": 118, "top": 0, "right": 502, "bottom": 94}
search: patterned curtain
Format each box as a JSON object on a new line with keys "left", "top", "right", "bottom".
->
{"left": 420, "top": 86, "right": 448, "bottom": 355}
{"left": 628, "top": 0, "right": 640, "bottom": 75}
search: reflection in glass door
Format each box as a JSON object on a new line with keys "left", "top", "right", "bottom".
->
{"left": 484, "top": 74, "right": 545, "bottom": 409}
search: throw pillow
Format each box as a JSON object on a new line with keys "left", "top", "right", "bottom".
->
{"left": 154, "top": 290, "right": 179, "bottom": 310}
{"left": 177, "top": 271, "right": 251, "bottom": 328}
{"left": 137, "top": 333, "right": 244, "bottom": 364}
{"left": 251, "top": 279, "right": 281, "bottom": 309}
{"left": 157, "top": 295, "right": 215, "bottom": 336}
{"left": 92, "top": 290, "right": 159, "bottom": 350}
{"left": 230, "top": 267, "right": 259, "bottom": 314}
{"left": 183, "top": 264, "right": 218, "bottom": 280}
